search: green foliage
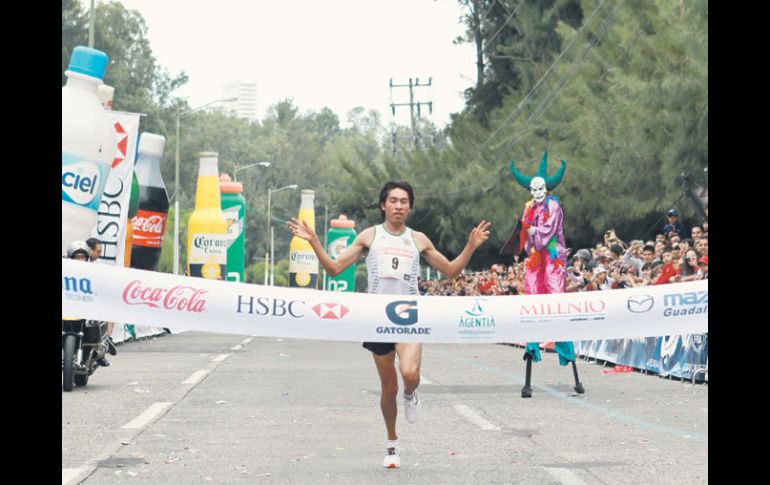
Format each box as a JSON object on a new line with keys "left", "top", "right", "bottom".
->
{"left": 446, "top": 0, "right": 707, "bottom": 251}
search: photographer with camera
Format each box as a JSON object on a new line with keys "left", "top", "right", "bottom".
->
{"left": 680, "top": 249, "right": 703, "bottom": 281}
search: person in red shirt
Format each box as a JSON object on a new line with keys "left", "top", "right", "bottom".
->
{"left": 654, "top": 248, "right": 680, "bottom": 284}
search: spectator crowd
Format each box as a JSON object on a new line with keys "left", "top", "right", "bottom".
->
{"left": 419, "top": 208, "right": 708, "bottom": 296}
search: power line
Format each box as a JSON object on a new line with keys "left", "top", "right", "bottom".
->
{"left": 390, "top": 77, "right": 434, "bottom": 153}
{"left": 494, "top": 0, "right": 634, "bottom": 152}
{"left": 482, "top": 1, "right": 525, "bottom": 54}
{"left": 476, "top": 0, "right": 609, "bottom": 152}
{"left": 525, "top": 0, "right": 625, "bottom": 125}
{"left": 419, "top": 0, "right": 626, "bottom": 199}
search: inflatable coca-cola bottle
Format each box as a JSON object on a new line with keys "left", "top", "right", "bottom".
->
{"left": 130, "top": 133, "right": 169, "bottom": 271}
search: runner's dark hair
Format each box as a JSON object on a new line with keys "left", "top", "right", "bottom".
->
{"left": 379, "top": 181, "right": 414, "bottom": 220}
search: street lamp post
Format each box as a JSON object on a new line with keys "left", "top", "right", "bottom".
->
{"left": 232, "top": 161, "right": 271, "bottom": 181}
{"left": 172, "top": 96, "right": 237, "bottom": 275}
{"left": 265, "top": 184, "right": 298, "bottom": 285}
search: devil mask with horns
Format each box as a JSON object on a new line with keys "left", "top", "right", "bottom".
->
{"left": 509, "top": 150, "right": 567, "bottom": 262}
{"left": 509, "top": 151, "right": 584, "bottom": 399}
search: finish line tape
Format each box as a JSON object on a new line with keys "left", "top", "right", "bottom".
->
{"left": 62, "top": 259, "right": 707, "bottom": 343}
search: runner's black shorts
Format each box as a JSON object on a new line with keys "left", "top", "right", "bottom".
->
{"left": 363, "top": 342, "right": 396, "bottom": 355}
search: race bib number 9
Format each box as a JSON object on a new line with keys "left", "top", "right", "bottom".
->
{"left": 377, "top": 247, "right": 414, "bottom": 280}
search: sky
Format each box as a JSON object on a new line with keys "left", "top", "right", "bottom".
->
{"left": 116, "top": 0, "right": 478, "bottom": 128}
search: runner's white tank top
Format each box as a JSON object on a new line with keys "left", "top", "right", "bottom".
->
{"left": 366, "top": 224, "right": 420, "bottom": 295}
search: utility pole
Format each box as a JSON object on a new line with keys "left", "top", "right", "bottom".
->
{"left": 389, "top": 77, "right": 433, "bottom": 151}
{"left": 88, "top": 0, "right": 96, "bottom": 48}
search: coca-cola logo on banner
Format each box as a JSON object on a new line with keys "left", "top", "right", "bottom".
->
{"left": 132, "top": 210, "right": 168, "bottom": 247}
{"left": 122, "top": 280, "right": 208, "bottom": 313}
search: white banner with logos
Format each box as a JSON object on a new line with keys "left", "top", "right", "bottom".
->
{"left": 62, "top": 259, "right": 708, "bottom": 343}
{"left": 90, "top": 111, "right": 141, "bottom": 266}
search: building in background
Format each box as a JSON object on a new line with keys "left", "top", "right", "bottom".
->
{"left": 222, "top": 80, "right": 259, "bottom": 122}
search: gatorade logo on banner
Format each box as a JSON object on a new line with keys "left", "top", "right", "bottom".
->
{"left": 385, "top": 300, "right": 418, "bottom": 325}
{"left": 132, "top": 210, "right": 168, "bottom": 248}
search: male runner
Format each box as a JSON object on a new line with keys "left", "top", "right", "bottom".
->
{"left": 288, "top": 180, "right": 490, "bottom": 468}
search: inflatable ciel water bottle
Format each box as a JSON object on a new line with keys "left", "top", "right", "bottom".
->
{"left": 219, "top": 174, "right": 247, "bottom": 283}
{"left": 325, "top": 214, "right": 356, "bottom": 292}
{"left": 289, "top": 190, "right": 319, "bottom": 288}
{"left": 130, "top": 133, "right": 169, "bottom": 271}
{"left": 187, "top": 152, "right": 228, "bottom": 280}
{"left": 62, "top": 46, "right": 117, "bottom": 255}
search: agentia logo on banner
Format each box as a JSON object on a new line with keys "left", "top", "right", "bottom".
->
{"left": 627, "top": 295, "right": 654, "bottom": 313}
{"left": 122, "top": 280, "right": 208, "bottom": 313}
{"left": 312, "top": 303, "right": 349, "bottom": 320}
{"left": 663, "top": 291, "right": 708, "bottom": 317}
{"left": 519, "top": 299, "right": 607, "bottom": 323}
{"left": 458, "top": 298, "right": 496, "bottom": 339}
{"left": 377, "top": 300, "right": 431, "bottom": 335}
{"left": 62, "top": 275, "right": 95, "bottom": 303}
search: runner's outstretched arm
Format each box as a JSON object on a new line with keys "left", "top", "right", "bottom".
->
{"left": 288, "top": 218, "right": 372, "bottom": 277}
{"left": 417, "top": 220, "right": 491, "bottom": 279}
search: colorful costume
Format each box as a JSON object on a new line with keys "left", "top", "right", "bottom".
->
{"left": 510, "top": 151, "right": 583, "bottom": 396}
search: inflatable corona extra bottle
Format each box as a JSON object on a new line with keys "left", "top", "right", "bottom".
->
{"left": 289, "top": 190, "right": 319, "bottom": 288}
{"left": 187, "top": 152, "right": 227, "bottom": 280}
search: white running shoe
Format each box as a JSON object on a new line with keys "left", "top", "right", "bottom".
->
{"left": 404, "top": 391, "right": 420, "bottom": 423}
{"left": 383, "top": 444, "right": 400, "bottom": 468}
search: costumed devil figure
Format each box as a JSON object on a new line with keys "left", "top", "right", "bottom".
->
{"left": 510, "top": 150, "right": 585, "bottom": 398}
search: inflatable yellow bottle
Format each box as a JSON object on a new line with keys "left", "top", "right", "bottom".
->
{"left": 289, "top": 190, "right": 319, "bottom": 288}
{"left": 187, "top": 152, "right": 227, "bottom": 280}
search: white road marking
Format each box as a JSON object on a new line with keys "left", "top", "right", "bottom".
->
{"left": 241, "top": 338, "right": 253, "bottom": 345}
{"left": 212, "top": 353, "right": 231, "bottom": 362}
{"left": 230, "top": 344, "right": 243, "bottom": 351}
{"left": 182, "top": 370, "right": 210, "bottom": 384}
{"left": 544, "top": 467, "right": 590, "bottom": 485}
{"left": 62, "top": 467, "right": 85, "bottom": 485}
{"left": 121, "top": 402, "right": 172, "bottom": 429}
{"left": 453, "top": 404, "right": 500, "bottom": 430}
{"left": 420, "top": 374, "right": 432, "bottom": 384}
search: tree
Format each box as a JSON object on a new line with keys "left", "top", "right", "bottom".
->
{"left": 456, "top": 0, "right": 583, "bottom": 126}
{"left": 62, "top": 0, "right": 88, "bottom": 86}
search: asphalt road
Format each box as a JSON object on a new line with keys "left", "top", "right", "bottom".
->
{"left": 62, "top": 331, "right": 707, "bottom": 484}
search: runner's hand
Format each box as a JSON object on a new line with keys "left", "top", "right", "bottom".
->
{"left": 288, "top": 218, "right": 316, "bottom": 242}
{"left": 469, "top": 220, "right": 491, "bottom": 248}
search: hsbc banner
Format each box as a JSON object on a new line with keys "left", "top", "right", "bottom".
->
{"left": 90, "top": 111, "right": 141, "bottom": 267}
{"left": 62, "top": 259, "right": 708, "bottom": 343}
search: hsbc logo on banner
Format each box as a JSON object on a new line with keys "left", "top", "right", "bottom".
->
{"left": 111, "top": 121, "right": 129, "bottom": 168}
{"left": 312, "top": 303, "right": 349, "bottom": 320}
